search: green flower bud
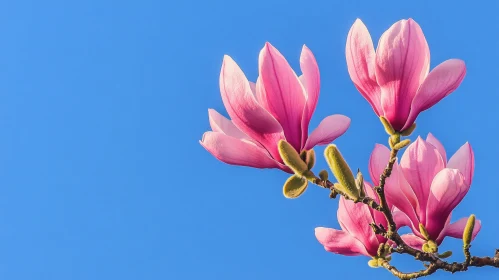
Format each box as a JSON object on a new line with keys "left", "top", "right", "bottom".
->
{"left": 356, "top": 169, "right": 365, "bottom": 198}
{"left": 419, "top": 223, "right": 430, "bottom": 240}
{"left": 324, "top": 145, "right": 359, "bottom": 200}
{"left": 278, "top": 140, "right": 308, "bottom": 175}
{"left": 380, "top": 116, "right": 396, "bottom": 135}
{"left": 393, "top": 139, "right": 411, "bottom": 150}
{"left": 463, "top": 214, "right": 476, "bottom": 247}
{"left": 318, "top": 170, "right": 328, "bottom": 181}
{"left": 282, "top": 175, "right": 308, "bottom": 199}
{"left": 305, "top": 150, "right": 316, "bottom": 170}
{"left": 438, "top": 251, "right": 453, "bottom": 259}
{"left": 400, "top": 123, "right": 416, "bottom": 136}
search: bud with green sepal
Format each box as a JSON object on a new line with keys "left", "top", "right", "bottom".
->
{"left": 380, "top": 116, "right": 396, "bottom": 135}
{"left": 282, "top": 175, "right": 308, "bottom": 199}
{"left": 318, "top": 170, "right": 328, "bottom": 181}
{"left": 438, "top": 251, "right": 453, "bottom": 259}
{"left": 419, "top": 224, "right": 431, "bottom": 240}
{"left": 393, "top": 139, "right": 411, "bottom": 150}
{"left": 305, "top": 150, "right": 315, "bottom": 170}
{"left": 278, "top": 140, "right": 308, "bottom": 176}
{"left": 324, "top": 145, "right": 360, "bottom": 201}
{"left": 400, "top": 123, "right": 416, "bottom": 136}
{"left": 463, "top": 214, "right": 476, "bottom": 248}
{"left": 356, "top": 169, "right": 365, "bottom": 198}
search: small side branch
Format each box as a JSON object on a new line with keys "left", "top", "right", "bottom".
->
{"left": 379, "top": 260, "right": 437, "bottom": 280}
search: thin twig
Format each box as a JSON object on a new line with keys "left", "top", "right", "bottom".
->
{"left": 311, "top": 139, "right": 499, "bottom": 278}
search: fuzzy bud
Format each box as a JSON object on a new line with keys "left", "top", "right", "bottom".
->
{"left": 278, "top": 140, "right": 308, "bottom": 175}
{"left": 463, "top": 214, "right": 476, "bottom": 247}
{"left": 324, "top": 145, "right": 359, "bottom": 200}
{"left": 282, "top": 175, "right": 308, "bottom": 199}
{"left": 380, "top": 116, "right": 396, "bottom": 135}
{"left": 400, "top": 123, "right": 416, "bottom": 136}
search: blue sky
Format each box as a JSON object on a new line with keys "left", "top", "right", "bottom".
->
{"left": 0, "top": 0, "right": 498, "bottom": 279}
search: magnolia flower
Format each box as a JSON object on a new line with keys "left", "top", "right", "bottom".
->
{"left": 201, "top": 43, "right": 350, "bottom": 173}
{"left": 346, "top": 18, "right": 466, "bottom": 132}
{"left": 315, "top": 183, "right": 406, "bottom": 257}
{"left": 368, "top": 134, "right": 480, "bottom": 249}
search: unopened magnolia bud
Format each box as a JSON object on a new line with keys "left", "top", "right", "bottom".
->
{"left": 419, "top": 223, "right": 430, "bottom": 240}
{"left": 380, "top": 116, "right": 396, "bottom": 135}
{"left": 325, "top": 145, "right": 359, "bottom": 200}
{"left": 463, "top": 214, "right": 476, "bottom": 247}
{"left": 318, "top": 170, "right": 328, "bottom": 181}
{"left": 278, "top": 140, "right": 308, "bottom": 175}
{"left": 332, "top": 183, "right": 358, "bottom": 201}
{"left": 305, "top": 150, "right": 316, "bottom": 170}
{"left": 356, "top": 169, "right": 365, "bottom": 198}
{"left": 393, "top": 139, "right": 411, "bottom": 150}
{"left": 282, "top": 175, "right": 308, "bottom": 199}
{"left": 438, "top": 251, "right": 453, "bottom": 258}
{"left": 400, "top": 123, "right": 416, "bottom": 136}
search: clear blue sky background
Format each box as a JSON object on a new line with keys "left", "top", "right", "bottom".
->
{"left": 0, "top": 0, "right": 498, "bottom": 279}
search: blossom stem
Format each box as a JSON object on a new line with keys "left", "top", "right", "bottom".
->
{"left": 312, "top": 137, "right": 499, "bottom": 278}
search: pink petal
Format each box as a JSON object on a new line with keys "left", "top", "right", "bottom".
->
{"left": 303, "top": 115, "right": 350, "bottom": 150}
{"left": 442, "top": 217, "right": 481, "bottom": 240}
{"left": 401, "top": 234, "right": 425, "bottom": 250}
{"left": 257, "top": 42, "right": 306, "bottom": 151}
{"left": 369, "top": 144, "right": 419, "bottom": 228}
{"left": 200, "top": 132, "right": 285, "bottom": 170}
{"left": 337, "top": 196, "right": 378, "bottom": 256}
{"left": 400, "top": 137, "right": 445, "bottom": 222}
{"left": 219, "top": 55, "right": 284, "bottom": 161}
{"left": 425, "top": 169, "right": 469, "bottom": 239}
{"left": 315, "top": 227, "right": 370, "bottom": 256}
{"left": 249, "top": 81, "right": 257, "bottom": 95}
{"left": 447, "top": 142, "right": 474, "bottom": 186}
{"left": 208, "top": 109, "right": 249, "bottom": 140}
{"left": 368, "top": 144, "right": 390, "bottom": 185}
{"left": 403, "top": 59, "right": 466, "bottom": 130}
{"left": 393, "top": 208, "right": 413, "bottom": 230}
{"left": 425, "top": 133, "right": 447, "bottom": 163}
{"left": 345, "top": 19, "right": 382, "bottom": 116}
{"left": 299, "top": 45, "right": 320, "bottom": 148}
{"left": 376, "top": 19, "right": 430, "bottom": 131}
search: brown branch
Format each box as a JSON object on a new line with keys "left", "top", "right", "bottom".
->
{"left": 374, "top": 147, "right": 399, "bottom": 235}
{"left": 311, "top": 177, "right": 383, "bottom": 211}
{"left": 463, "top": 244, "right": 471, "bottom": 269}
{"left": 379, "top": 259, "right": 438, "bottom": 279}
{"left": 311, "top": 138, "right": 499, "bottom": 278}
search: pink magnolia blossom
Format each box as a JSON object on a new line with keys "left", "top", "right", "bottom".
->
{"left": 346, "top": 18, "right": 466, "bottom": 131}
{"left": 316, "top": 183, "right": 406, "bottom": 257}
{"left": 200, "top": 43, "right": 350, "bottom": 173}
{"left": 368, "top": 134, "right": 480, "bottom": 250}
